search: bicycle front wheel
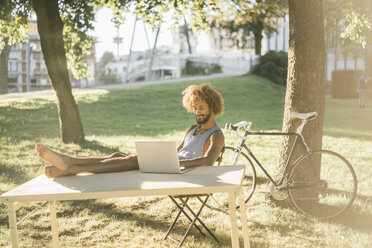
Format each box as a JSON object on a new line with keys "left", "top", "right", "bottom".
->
{"left": 204, "top": 146, "right": 256, "bottom": 212}
{"left": 288, "top": 150, "right": 357, "bottom": 219}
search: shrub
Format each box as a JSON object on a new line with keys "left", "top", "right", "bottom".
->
{"left": 99, "top": 70, "right": 122, "bottom": 85}
{"left": 331, "top": 69, "right": 362, "bottom": 98}
{"left": 250, "top": 51, "right": 288, "bottom": 86}
{"left": 182, "top": 60, "right": 222, "bottom": 76}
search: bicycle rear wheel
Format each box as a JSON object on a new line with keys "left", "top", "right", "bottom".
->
{"left": 204, "top": 146, "right": 256, "bottom": 212}
{"left": 288, "top": 150, "right": 357, "bottom": 219}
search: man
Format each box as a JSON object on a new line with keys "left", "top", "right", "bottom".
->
{"left": 36, "top": 83, "right": 225, "bottom": 178}
{"left": 357, "top": 73, "right": 368, "bottom": 108}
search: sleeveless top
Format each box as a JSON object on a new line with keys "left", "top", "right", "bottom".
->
{"left": 178, "top": 125, "right": 221, "bottom": 160}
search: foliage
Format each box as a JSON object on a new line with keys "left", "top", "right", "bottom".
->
{"left": 323, "top": 0, "right": 372, "bottom": 48}
{"left": 323, "top": 0, "right": 370, "bottom": 68}
{"left": 0, "top": 0, "right": 219, "bottom": 79}
{"left": 100, "top": 70, "right": 122, "bottom": 85}
{"left": 231, "top": 0, "right": 288, "bottom": 34}
{"left": 209, "top": 0, "right": 287, "bottom": 54}
{"left": 337, "top": 0, "right": 372, "bottom": 48}
{"left": 250, "top": 51, "right": 288, "bottom": 86}
{"left": 181, "top": 59, "right": 222, "bottom": 76}
{"left": 99, "top": 51, "right": 115, "bottom": 68}
{"left": 60, "top": 1, "right": 96, "bottom": 79}
{"left": 96, "top": 51, "right": 122, "bottom": 84}
{"left": 0, "top": 1, "right": 31, "bottom": 49}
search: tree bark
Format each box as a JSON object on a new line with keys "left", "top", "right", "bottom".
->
{"left": 0, "top": 38, "right": 11, "bottom": 94}
{"left": 32, "top": 0, "right": 84, "bottom": 143}
{"left": 253, "top": 30, "right": 263, "bottom": 55}
{"left": 183, "top": 17, "right": 192, "bottom": 54}
{"left": 277, "top": 0, "right": 325, "bottom": 179}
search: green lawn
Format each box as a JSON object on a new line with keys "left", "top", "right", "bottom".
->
{"left": 0, "top": 74, "right": 371, "bottom": 247}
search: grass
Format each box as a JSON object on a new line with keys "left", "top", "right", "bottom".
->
{"left": 0, "top": 74, "right": 371, "bottom": 247}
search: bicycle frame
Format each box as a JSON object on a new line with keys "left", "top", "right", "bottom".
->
{"left": 234, "top": 130, "right": 315, "bottom": 188}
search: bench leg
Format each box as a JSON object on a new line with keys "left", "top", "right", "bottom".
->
{"left": 166, "top": 196, "right": 206, "bottom": 239}
{"left": 7, "top": 203, "right": 19, "bottom": 248}
{"left": 179, "top": 196, "right": 219, "bottom": 243}
{"left": 49, "top": 201, "right": 60, "bottom": 248}
{"left": 239, "top": 190, "right": 250, "bottom": 248}
{"left": 177, "top": 196, "right": 210, "bottom": 248}
{"left": 228, "top": 192, "right": 239, "bottom": 248}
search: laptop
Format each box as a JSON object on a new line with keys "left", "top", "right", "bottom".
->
{"left": 135, "top": 141, "right": 192, "bottom": 174}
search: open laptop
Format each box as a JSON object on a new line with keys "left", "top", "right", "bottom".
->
{"left": 135, "top": 141, "right": 192, "bottom": 174}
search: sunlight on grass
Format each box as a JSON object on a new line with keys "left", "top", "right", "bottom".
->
{"left": 0, "top": 75, "right": 371, "bottom": 247}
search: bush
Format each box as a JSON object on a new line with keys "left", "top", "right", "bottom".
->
{"left": 250, "top": 51, "right": 288, "bottom": 86}
{"left": 99, "top": 70, "right": 122, "bottom": 85}
{"left": 182, "top": 60, "right": 222, "bottom": 76}
{"left": 331, "top": 69, "right": 362, "bottom": 98}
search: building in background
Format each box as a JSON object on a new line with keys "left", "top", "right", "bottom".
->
{"left": 6, "top": 21, "right": 95, "bottom": 93}
{"left": 7, "top": 15, "right": 364, "bottom": 93}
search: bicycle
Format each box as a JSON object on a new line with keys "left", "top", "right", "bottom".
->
{"left": 207, "top": 112, "right": 358, "bottom": 219}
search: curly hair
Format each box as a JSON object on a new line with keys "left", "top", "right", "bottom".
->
{"left": 182, "top": 83, "right": 224, "bottom": 116}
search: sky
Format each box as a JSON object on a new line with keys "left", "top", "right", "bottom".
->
{"left": 91, "top": 7, "right": 212, "bottom": 62}
{"left": 91, "top": 8, "right": 176, "bottom": 61}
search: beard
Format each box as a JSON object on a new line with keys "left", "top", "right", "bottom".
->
{"left": 195, "top": 112, "right": 211, "bottom": 125}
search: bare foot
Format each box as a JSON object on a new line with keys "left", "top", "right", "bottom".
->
{"left": 44, "top": 165, "right": 72, "bottom": 178}
{"left": 35, "top": 144, "right": 71, "bottom": 171}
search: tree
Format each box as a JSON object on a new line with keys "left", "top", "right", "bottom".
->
{"left": 323, "top": 0, "right": 372, "bottom": 72}
{"left": 0, "top": 5, "right": 29, "bottom": 94}
{"left": 31, "top": 0, "right": 85, "bottom": 143}
{"left": 339, "top": 0, "right": 372, "bottom": 74}
{"left": 0, "top": 0, "right": 217, "bottom": 143}
{"left": 0, "top": 38, "right": 10, "bottom": 94}
{"left": 211, "top": 0, "right": 287, "bottom": 55}
{"left": 99, "top": 51, "right": 115, "bottom": 69}
{"left": 97, "top": 51, "right": 122, "bottom": 85}
{"left": 276, "top": 0, "right": 325, "bottom": 186}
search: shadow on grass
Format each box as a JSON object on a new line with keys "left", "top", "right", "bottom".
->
{"left": 57, "top": 199, "right": 233, "bottom": 246}
{"left": 270, "top": 194, "right": 372, "bottom": 234}
{"left": 0, "top": 166, "right": 34, "bottom": 192}
{"left": 326, "top": 207, "right": 372, "bottom": 234}
{"left": 255, "top": 176, "right": 270, "bottom": 185}
{"left": 324, "top": 130, "right": 372, "bottom": 141}
{"left": 77, "top": 140, "right": 124, "bottom": 155}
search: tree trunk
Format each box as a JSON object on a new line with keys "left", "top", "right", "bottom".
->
{"left": 183, "top": 17, "right": 192, "bottom": 54}
{"left": 253, "top": 30, "right": 263, "bottom": 55}
{"left": 0, "top": 38, "right": 11, "bottom": 94}
{"left": 277, "top": 0, "right": 325, "bottom": 182}
{"left": 32, "top": 0, "right": 84, "bottom": 143}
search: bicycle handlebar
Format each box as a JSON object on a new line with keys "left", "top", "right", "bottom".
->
{"left": 225, "top": 111, "right": 318, "bottom": 140}
{"left": 225, "top": 121, "right": 252, "bottom": 139}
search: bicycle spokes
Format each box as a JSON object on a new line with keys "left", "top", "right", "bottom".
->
{"left": 288, "top": 150, "right": 357, "bottom": 219}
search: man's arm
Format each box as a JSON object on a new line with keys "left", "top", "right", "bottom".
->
{"left": 180, "top": 130, "right": 225, "bottom": 168}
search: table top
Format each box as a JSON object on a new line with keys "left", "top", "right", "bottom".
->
{"left": 0, "top": 165, "right": 245, "bottom": 203}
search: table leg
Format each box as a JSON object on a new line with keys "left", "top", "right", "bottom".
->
{"left": 238, "top": 190, "right": 250, "bottom": 248}
{"left": 228, "top": 192, "right": 239, "bottom": 248}
{"left": 49, "top": 201, "right": 60, "bottom": 248}
{"left": 7, "top": 202, "right": 19, "bottom": 248}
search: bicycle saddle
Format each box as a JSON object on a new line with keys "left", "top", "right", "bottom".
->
{"left": 289, "top": 112, "right": 317, "bottom": 120}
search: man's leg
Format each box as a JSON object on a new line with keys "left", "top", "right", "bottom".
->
{"left": 359, "top": 91, "right": 363, "bottom": 107}
{"left": 44, "top": 155, "right": 139, "bottom": 178}
{"left": 362, "top": 90, "right": 367, "bottom": 107}
{"left": 36, "top": 144, "right": 125, "bottom": 170}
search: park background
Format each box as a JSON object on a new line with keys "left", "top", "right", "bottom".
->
{"left": 1, "top": 0, "right": 372, "bottom": 247}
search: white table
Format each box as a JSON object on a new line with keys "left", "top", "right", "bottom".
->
{"left": 0, "top": 165, "right": 250, "bottom": 248}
